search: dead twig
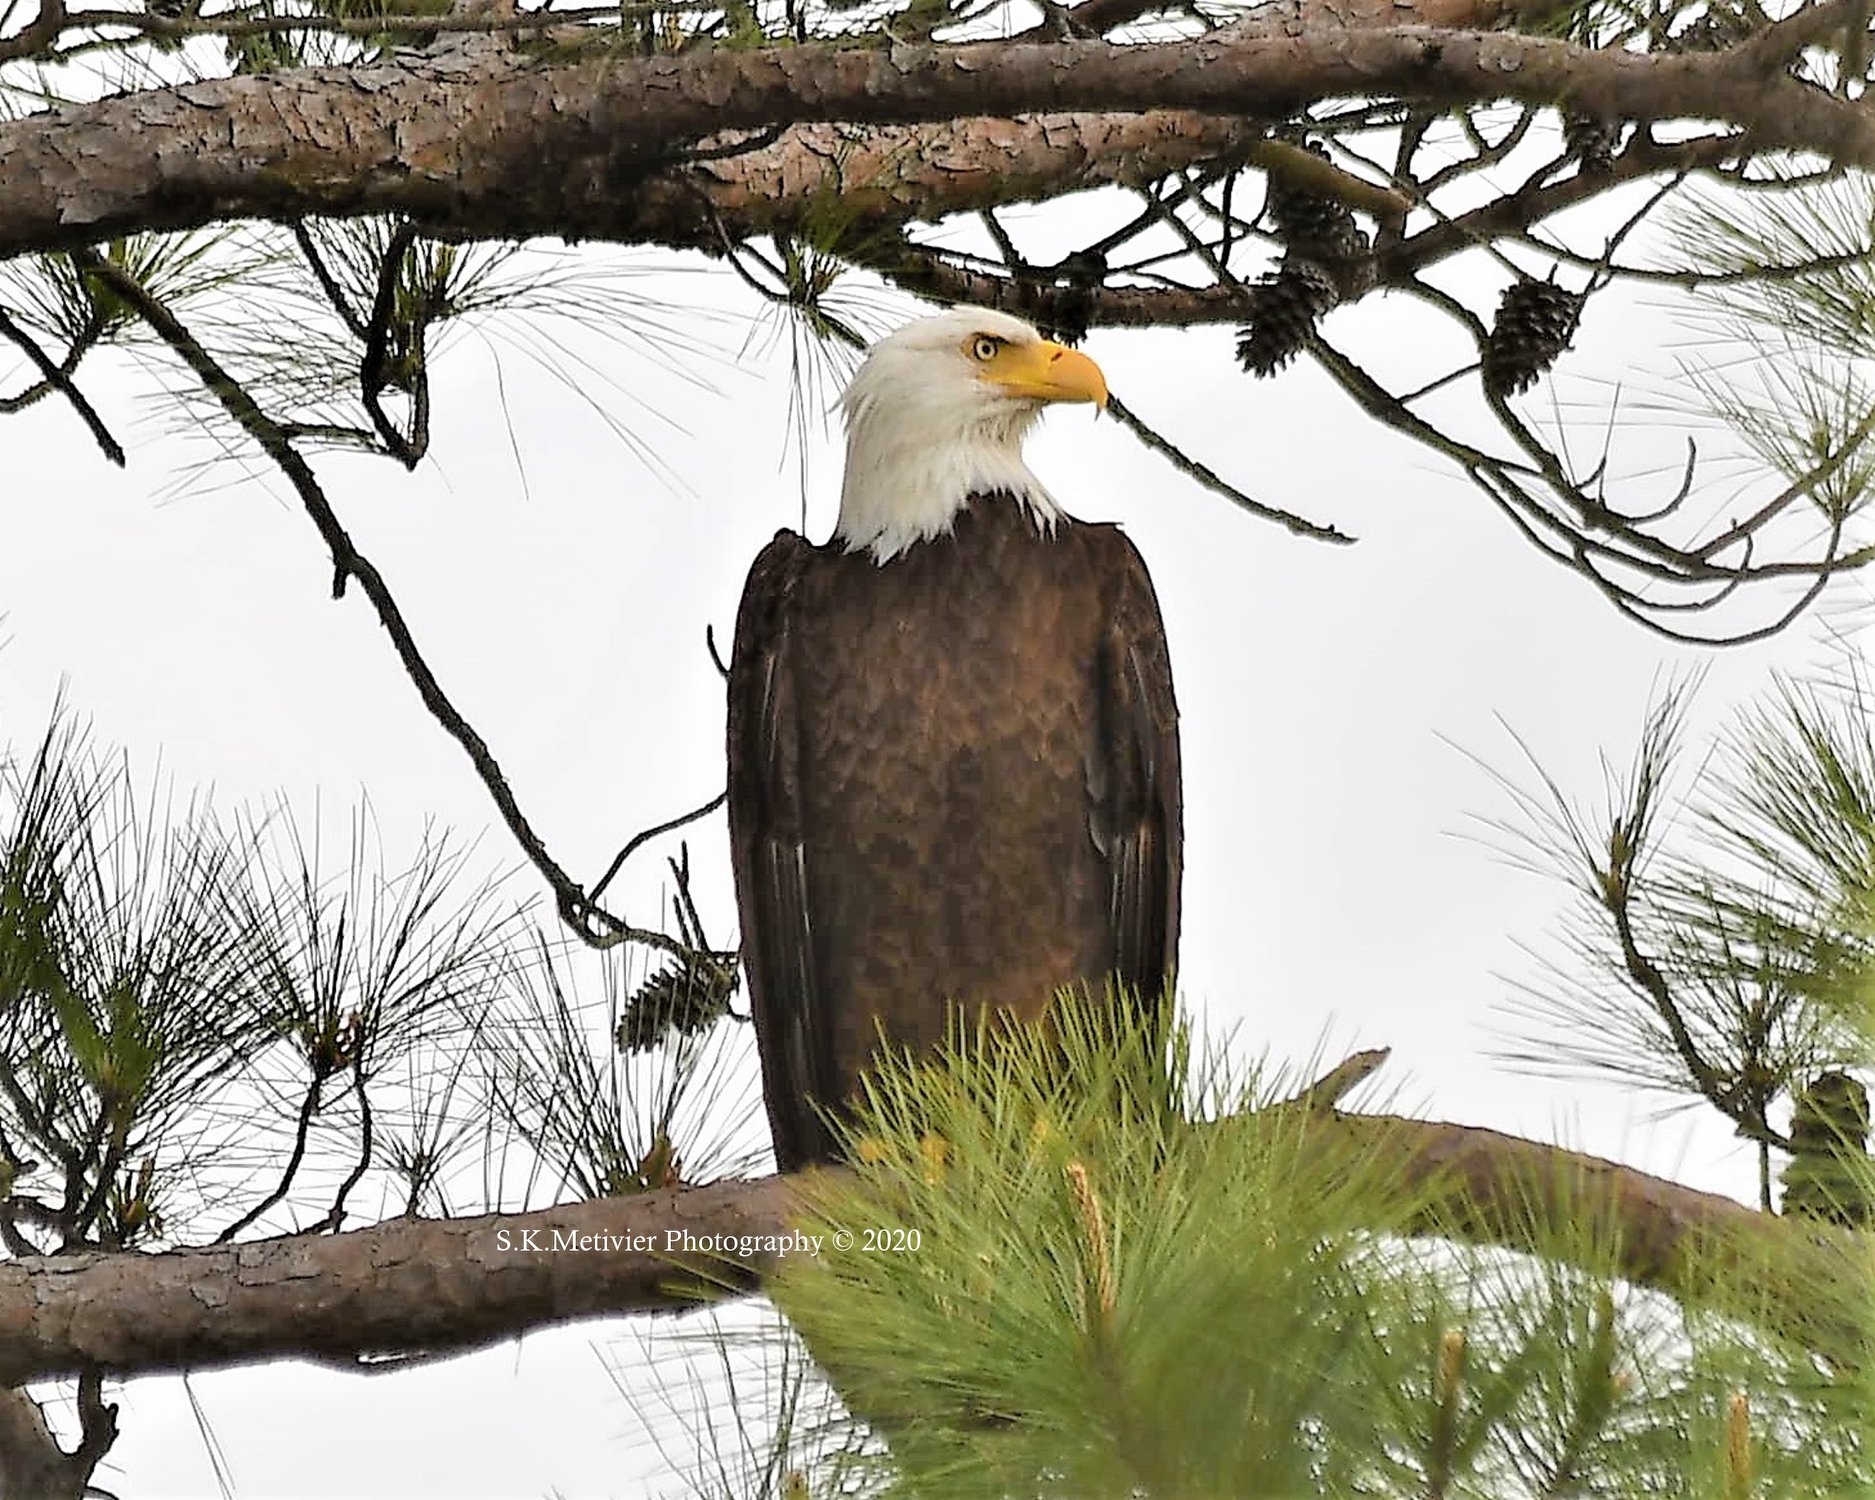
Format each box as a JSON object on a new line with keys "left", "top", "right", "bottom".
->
{"left": 68, "top": 248, "right": 688, "bottom": 961}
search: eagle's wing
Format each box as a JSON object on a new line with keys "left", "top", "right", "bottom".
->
{"left": 1095, "top": 528, "right": 1183, "bottom": 1007}
{"left": 727, "top": 531, "right": 841, "bottom": 1172}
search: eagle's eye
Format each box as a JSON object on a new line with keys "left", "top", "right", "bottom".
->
{"left": 969, "top": 335, "right": 1002, "bottom": 363}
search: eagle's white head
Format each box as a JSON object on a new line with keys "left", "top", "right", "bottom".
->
{"left": 834, "top": 306, "right": 1109, "bottom": 563}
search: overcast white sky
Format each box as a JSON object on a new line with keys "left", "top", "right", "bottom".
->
{"left": 0, "top": 223, "right": 1864, "bottom": 1495}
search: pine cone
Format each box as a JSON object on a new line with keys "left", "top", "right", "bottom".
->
{"left": 1010, "top": 250, "right": 1107, "bottom": 347}
{"left": 615, "top": 954, "right": 738, "bottom": 1053}
{"left": 1266, "top": 141, "right": 1372, "bottom": 266}
{"left": 1236, "top": 259, "right": 1340, "bottom": 378}
{"left": 1781, "top": 1071, "right": 1873, "bottom": 1228}
{"left": 1561, "top": 111, "right": 1623, "bottom": 174}
{"left": 1482, "top": 280, "right": 1585, "bottom": 397}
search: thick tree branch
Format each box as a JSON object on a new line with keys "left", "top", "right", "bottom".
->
{"left": 631, "top": 112, "right": 1268, "bottom": 251}
{"left": 3, "top": 29, "right": 1873, "bottom": 260}
{"left": 0, "top": 1177, "right": 788, "bottom": 1384}
{"left": 0, "top": 1112, "right": 1861, "bottom": 1385}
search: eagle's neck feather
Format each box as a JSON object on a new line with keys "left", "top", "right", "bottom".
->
{"left": 834, "top": 382, "right": 1061, "bottom": 564}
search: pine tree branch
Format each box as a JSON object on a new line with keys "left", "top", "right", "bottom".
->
{"left": 0, "top": 1111, "right": 1861, "bottom": 1385}
{"left": 4, "top": 29, "right": 1873, "bottom": 260}
{"left": 632, "top": 112, "right": 1270, "bottom": 254}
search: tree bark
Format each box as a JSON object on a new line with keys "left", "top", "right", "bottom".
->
{"left": 0, "top": 1112, "right": 1860, "bottom": 1384}
{"left": 2, "top": 24, "right": 1870, "bottom": 261}
{"left": 629, "top": 112, "right": 1267, "bottom": 253}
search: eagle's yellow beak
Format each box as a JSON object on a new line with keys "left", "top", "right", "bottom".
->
{"left": 983, "top": 340, "right": 1109, "bottom": 408}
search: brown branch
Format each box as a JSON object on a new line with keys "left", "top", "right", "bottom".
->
{"left": 68, "top": 1368, "right": 115, "bottom": 1491}
{"left": 860, "top": 250, "right": 1261, "bottom": 325}
{"left": 1382, "top": 132, "right": 1746, "bottom": 284}
{"left": 35, "top": 0, "right": 645, "bottom": 47}
{"left": 0, "top": 1111, "right": 1861, "bottom": 1385}
{"left": 1106, "top": 393, "right": 1356, "bottom": 542}
{"left": 1248, "top": 137, "right": 1411, "bottom": 223}
{"left": 0, "top": 1177, "right": 789, "bottom": 1384}
{"left": 630, "top": 112, "right": 1271, "bottom": 252}
{"left": 589, "top": 789, "right": 727, "bottom": 906}
{"left": 0, "top": 0, "right": 65, "bottom": 62}
{"left": 0, "top": 306, "right": 123, "bottom": 465}
{"left": 5, "top": 29, "right": 1875, "bottom": 260}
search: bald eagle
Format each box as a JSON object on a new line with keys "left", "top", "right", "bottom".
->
{"left": 728, "top": 307, "right": 1182, "bottom": 1172}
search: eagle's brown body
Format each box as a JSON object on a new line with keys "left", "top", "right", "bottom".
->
{"left": 728, "top": 494, "right": 1181, "bottom": 1171}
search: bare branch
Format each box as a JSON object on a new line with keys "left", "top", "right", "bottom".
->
{"left": 0, "top": 306, "right": 123, "bottom": 465}
{"left": 589, "top": 790, "right": 728, "bottom": 907}
{"left": 66, "top": 249, "right": 685, "bottom": 958}
{"left": 1106, "top": 394, "right": 1355, "bottom": 543}
{"left": 68, "top": 1369, "right": 116, "bottom": 1490}
{"left": 359, "top": 220, "right": 428, "bottom": 469}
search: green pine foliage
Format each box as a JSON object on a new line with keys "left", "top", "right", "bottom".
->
{"left": 767, "top": 991, "right": 1874, "bottom": 1498}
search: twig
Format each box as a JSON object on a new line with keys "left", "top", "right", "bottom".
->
{"left": 292, "top": 223, "right": 368, "bottom": 340}
{"left": 1134, "top": 181, "right": 1237, "bottom": 286}
{"left": 1308, "top": 330, "right": 1869, "bottom": 645}
{"left": 360, "top": 221, "right": 427, "bottom": 469}
{"left": 69, "top": 248, "right": 687, "bottom": 959}
{"left": 590, "top": 790, "right": 727, "bottom": 906}
{"left": 305, "top": 1054, "right": 373, "bottom": 1234}
{"left": 978, "top": 208, "right": 1025, "bottom": 271}
{"left": 0, "top": 306, "right": 123, "bottom": 465}
{"left": 69, "top": 1368, "right": 117, "bottom": 1487}
{"left": 1105, "top": 394, "right": 1354, "bottom": 544}
{"left": 215, "top": 1074, "right": 326, "bottom": 1243}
